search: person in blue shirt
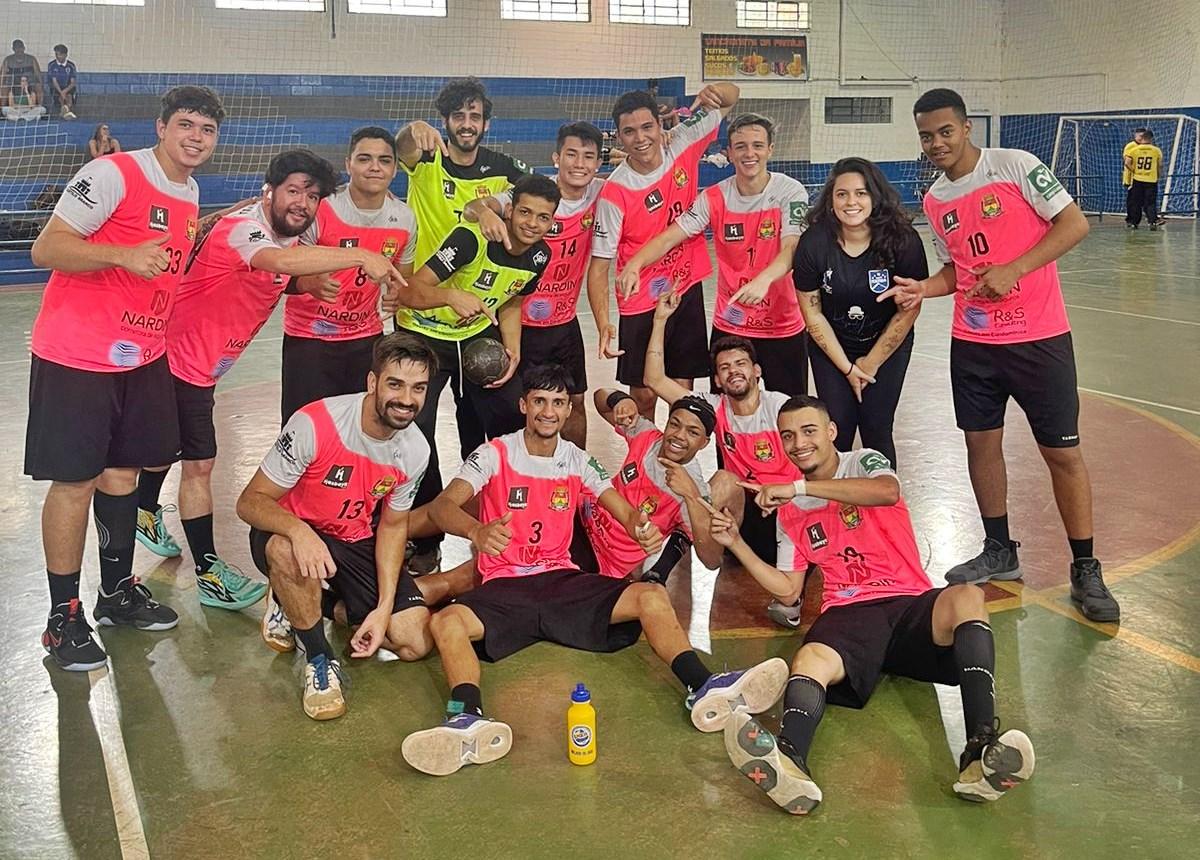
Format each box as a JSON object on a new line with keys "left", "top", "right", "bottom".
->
{"left": 46, "top": 44, "right": 77, "bottom": 119}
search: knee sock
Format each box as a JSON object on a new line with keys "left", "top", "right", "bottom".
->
{"left": 137, "top": 468, "right": 169, "bottom": 513}
{"left": 182, "top": 514, "right": 217, "bottom": 570}
{"left": 1068, "top": 537, "right": 1094, "bottom": 561}
{"left": 953, "top": 620, "right": 997, "bottom": 743}
{"left": 93, "top": 489, "right": 137, "bottom": 594}
{"left": 644, "top": 530, "right": 691, "bottom": 584}
{"left": 982, "top": 515, "right": 1010, "bottom": 545}
{"left": 671, "top": 650, "right": 712, "bottom": 693}
{"left": 47, "top": 570, "right": 81, "bottom": 614}
{"left": 779, "top": 675, "right": 826, "bottom": 772}
{"left": 295, "top": 620, "right": 334, "bottom": 661}
{"left": 450, "top": 683, "right": 483, "bottom": 718}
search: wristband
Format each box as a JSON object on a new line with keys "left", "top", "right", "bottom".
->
{"left": 843, "top": 363, "right": 856, "bottom": 376}
{"left": 606, "top": 390, "right": 635, "bottom": 410}
{"left": 793, "top": 479, "right": 807, "bottom": 497}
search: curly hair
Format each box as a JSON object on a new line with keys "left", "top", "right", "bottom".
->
{"left": 435, "top": 77, "right": 493, "bottom": 121}
{"left": 805, "top": 156, "right": 913, "bottom": 270}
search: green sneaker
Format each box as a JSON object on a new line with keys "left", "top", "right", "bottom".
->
{"left": 136, "top": 505, "right": 182, "bottom": 558}
{"left": 196, "top": 555, "right": 268, "bottom": 611}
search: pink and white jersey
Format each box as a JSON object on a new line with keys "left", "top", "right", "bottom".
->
{"left": 700, "top": 390, "right": 802, "bottom": 485}
{"left": 286, "top": 187, "right": 417, "bottom": 341}
{"left": 580, "top": 416, "right": 710, "bottom": 578}
{"left": 455, "top": 432, "right": 612, "bottom": 583}
{"left": 167, "top": 202, "right": 295, "bottom": 387}
{"left": 777, "top": 449, "right": 931, "bottom": 612}
{"left": 32, "top": 149, "right": 200, "bottom": 371}
{"left": 923, "top": 148, "right": 1073, "bottom": 344}
{"left": 498, "top": 178, "right": 602, "bottom": 327}
{"left": 259, "top": 393, "right": 429, "bottom": 543}
{"left": 593, "top": 108, "right": 720, "bottom": 315}
{"left": 677, "top": 173, "right": 809, "bottom": 339}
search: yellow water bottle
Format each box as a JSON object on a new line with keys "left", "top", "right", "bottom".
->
{"left": 567, "top": 683, "right": 596, "bottom": 766}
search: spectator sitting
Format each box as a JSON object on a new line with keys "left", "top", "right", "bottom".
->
{"left": 88, "top": 123, "right": 121, "bottom": 158}
{"left": 46, "top": 44, "right": 77, "bottom": 119}
{"left": 1, "top": 40, "right": 41, "bottom": 101}
{"left": 3, "top": 75, "right": 47, "bottom": 122}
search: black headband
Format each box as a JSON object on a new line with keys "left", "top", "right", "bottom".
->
{"left": 670, "top": 396, "right": 716, "bottom": 436}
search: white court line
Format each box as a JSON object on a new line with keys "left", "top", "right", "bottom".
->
{"left": 88, "top": 667, "right": 150, "bottom": 860}
{"left": 1063, "top": 303, "right": 1200, "bottom": 327}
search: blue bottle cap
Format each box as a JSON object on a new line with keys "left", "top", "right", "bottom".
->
{"left": 571, "top": 683, "right": 591, "bottom": 703}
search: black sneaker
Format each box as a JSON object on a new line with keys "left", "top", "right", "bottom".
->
{"left": 1069, "top": 557, "right": 1120, "bottom": 622}
{"left": 405, "top": 541, "right": 441, "bottom": 576}
{"left": 94, "top": 577, "right": 179, "bottom": 631}
{"left": 42, "top": 598, "right": 108, "bottom": 671}
{"left": 946, "top": 538, "right": 1022, "bottom": 584}
{"left": 954, "top": 720, "right": 1035, "bottom": 802}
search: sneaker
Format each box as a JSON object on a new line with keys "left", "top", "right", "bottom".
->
{"left": 766, "top": 598, "right": 803, "bottom": 629}
{"left": 1125, "top": 223, "right": 1138, "bottom": 230}
{"left": 302, "top": 653, "right": 347, "bottom": 721}
{"left": 405, "top": 542, "right": 442, "bottom": 576}
{"left": 64, "top": 111, "right": 76, "bottom": 120}
{"left": 401, "top": 712, "right": 513, "bottom": 776}
{"left": 1149, "top": 223, "right": 1158, "bottom": 231}
{"left": 93, "top": 577, "right": 179, "bottom": 631}
{"left": 196, "top": 554, "right": 268, "bottom": 611}
{"left": 946, "top": 538, "right": 1021, "bottom": 585}
{"left": 954, "top": 722, "right": 1035, "bottom": 802}
{"left": 42, "top": 598, "right": 108, "bottom": 672}
{"left": 1070, "top": 557, "right": 1120, "bottom": 622}
{"left": 135, "top": 505, "right": 182, "bottom": 558}
{"left": 261, "top": 587, "right": 295, "bottom": 653}
{"left": 724, "top": 712, "right": 822, "bottom": 814}
{"left": 686, "top": 657, "right": 789, "bottom": 733}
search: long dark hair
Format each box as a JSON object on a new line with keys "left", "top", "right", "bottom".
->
{"left": 806, "top": 157, "right": 912, "bottom": 269}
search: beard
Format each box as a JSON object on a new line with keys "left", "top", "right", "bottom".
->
{"left": 375, "top": 396, "right": 416, "bottom": 431}
{"left": 450, "top": 128, "right": 481, "bottom": 153}
{"left": 269, "top": 204, "right": 314, "bottom": 239}
{"left": 721, "top": 375, "right": 755, "bottom": 399}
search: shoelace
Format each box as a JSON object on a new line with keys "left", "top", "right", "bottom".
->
{"left": 204, "top": 556, "right": 251, "bottom": 591}
{"left": 60, "top": 599, "right": 97, "bottom": 646}
{"left": 152, "top": 505, "right": 179, "bottom": 543}
{"left": 126, "top": 577, "right": 161, "bottom": 609}
{"left": 311, "top": 655, "right": 347, "bottom": 692}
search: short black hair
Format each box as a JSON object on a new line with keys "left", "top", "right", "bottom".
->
{"left": 556, "top": 121, "right": 603, "bottom": 156}
{"left": 159, "top": 85, "right": 226, "bottom": 126}
{"left": 727, "top": 113, "right": 775, "bottom": 145}
{"left": 1141, "top": 128, "right": 1155, "bottom": 142}
{"left": 372, "top": 332, "right": 438, "bottom": 379}
{"left": 265, "top": 150, "right": 338, "bottom": 198}
{"left": 521, "top": 363, "right": 572, "bottom": 395}
{"left": 435, "top": 76, "right": 493, "bottom": 122}
{"left": 612, "top": 91, "right": 660, "bottom": 130}
{"left": 710, "top": 334, "right": 757, "bottom": 369}
{"left": 349, "top": 125, "right": 398, "bottom": 159}
{"left": 511, "top": 173, "right": 562, "bottom": 211}
{"left": 12, "top": 40, "right": 24, "bottom": 51}
{"left": 779, "top": 394, "right": 830, "bottom": 420}
{"left": 54, "top": 44, "right": 68, "bottom": 54}
{"left": 669, "top": 395, "right": 716, "bottom": 436}
{"left": 912, "top": 88, "right": 967, "bottom": 122}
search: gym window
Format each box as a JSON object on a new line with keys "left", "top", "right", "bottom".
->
{"left": 348, "top": 0, "right": 447, "bottom": 14}
{"left": 501, "top": 0, "right": 589, "bottom": 22}
{"left": 19, "top": 0, "right": 144, "bottom": 6}
{"left": 214, "top": 0, "right": 323, "bottom": 10}
{"left": 825, "top": 97, "right": 893, "bottom": 125}
{"left": 736, "top": 1, "right": 809, "bottom": 30}
{"left": 610, "top": 0, "right": 689, "bottom": 26}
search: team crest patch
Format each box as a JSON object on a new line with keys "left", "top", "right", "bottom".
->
{"left": 754, "top": 438, "right": 773, "bottom": 461}
{"left": 442, "top": 179, "right": 456, "bottom": 198}
{"left": 475, "top": 186, "right": 491, "bottom": 199}
{"left": 757, "top": 219, "right": 776, "bottom": 240}
{"left": 381, "top": 237, "right": 399, "bottom": 259}
{"left": 941, "top": 209, "right": 961, "bottom": 234}
{"left": 673, "top": 167, "right": 688, "bottom": 188}
{"left": 148, "top": 205, "right": 169, "bottom": 232}
{"left": 186, "top": 218, "right": 198, "bottom": 242}
{"left": 508, "top": 486, "right": 529, "bottom": 510}
{"left": 639, "top": 496, "right": 658, "bottom": 516}
{"left": 839, "top": 503, "right": 862, "bottom": 529}
{"left": 508, "top": 279, "right": 525, "bottom": 295}
{"left": 807, "top": 522, "right": 828, "bottom": 550}
{"left": 322, "top": 465, "right": 354, "bottom": 490}
{"left": 644, "top": 189, "right": 664, "bottom": 213}
{"left": 723, "top": 431, "right": 737, "bottom": 451}
{"left": 724, "top": 223, "right": 745, "bottom": 242}
{"left": 581, "top": 211, "right": 594, "bottom": 230}
{"left": 980, "top": 193, "right": 1002, "bottom": 219}
{"left": 868, "top": 269, "right": 890, "bottom": 294}
{"left": 620, "top": 461, "right": 639, "bottom": 484}
{"left": 550, "top": 485, "right": 570, "bottom": 512}
{"left": 370, "top": 475, "right": 396, "bottom": 497}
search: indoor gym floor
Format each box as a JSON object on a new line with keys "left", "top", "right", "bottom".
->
{"left": 1, "top": 219, "right": 1197, "bottom": 859}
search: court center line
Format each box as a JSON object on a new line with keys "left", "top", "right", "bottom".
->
{"left": 88, "top": 667, "right": 151, "bottom": 860}
{"left": 1063, "top": 302, "right": 1200, "bottom": 327}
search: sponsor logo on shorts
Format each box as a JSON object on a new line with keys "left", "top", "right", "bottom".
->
{"left": 757, "top": 218, "right": 776, "bottom": 240}
{"left": 371, "top": 474, "right": 396, "bottom": 497}
{"left": 980, "top": 193, "right": 1002, "bottom": 219}
{"left": 942, "top": 209, "right": 961, "bottom": 234}
{"left": 340, "top": 237, "right": 360, "bottom": 248}
{"left": 148, "top": 205, "right": 169, "bottom": 232}
{"left": 806, "top": 522, "right": 828, "bottom": 550}
{"left": 724, "top": 222, "right": 745, "bottom": 242}
{"left": 508, "top": 486, "right": 529, "bottom": 510}
{"left": 550, "top": 485, "right": 570, "bottom": 512}
{"left": 753, "top": 438, "right": 773, "bottom": 461}
{"left": 322, "top": 465, "right": 354, "bottom": 489}
{"left": 868, "top": 269, "right": 890, "bottom": 294}
{"left": 1026, "top": 163, "right": 1063, "bottom": 200}
{"left": 839, "top": 504, "right": 862, "bottom": 529}
{"left": 644, "top": 189, "right": 664, "bottom": 213}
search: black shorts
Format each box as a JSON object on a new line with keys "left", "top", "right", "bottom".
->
{"left": 950, "top": 332, "right": 1080, "bottom": 448}
{"left": 519, "top": 318, "right": 587, "bottom": 395}
{"left": 173, "top": 375, "right": 218, "bottom": 462}
{"left": 249, "top": 527, "right": 425, "bottom": 625}
{"left": 24, "top": 354, "right": 180, "bottom": 482}
{"left": 803, "top": 587, "right": 957, "bottom": 709}
{"left": 616, "top": 283, "right": 709, "bottom": 387}
{"left": 281, "top": 333, "right": 378, "bottom": 423}
{"left": 710, "top": 328, "right": 809, "bottom": 397}
{"left": 453, "top": 569, "right": 641, "bottom": 662}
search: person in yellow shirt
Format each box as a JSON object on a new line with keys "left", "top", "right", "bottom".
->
{"left": 1121, "top": 129, "right": 1141, "bottom": 202}
{"left": 1124, "top": 128, "right": 1164, "bottom": 230}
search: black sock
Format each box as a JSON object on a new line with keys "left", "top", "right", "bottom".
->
{"left": 953, "top": 620, "right": 996, "bottom": 743}
{"left": 295, "top": 620, "right": 334, "bottom": 661}
{"left": 94, "top": 489, "right": 137, "bottom": 594}
{"left": 645, "top": 531, "right": 690, "bottom": 584}
{"left": 981, "top": 515, "right": 1010, "bottom": 545}
{"left": 182, "top": 514, "right": 217, "bottom": 570}
{"left": 1068, "top": 537, "right": 1094, "bottom": 561}
{"left": 671, "top": 650, "right": 712, "bottom": 693}
{"left": 48, "top": 570, "right": 81, "bottom": 613}
{"left": 779, "top": 675, "right": 825, "bottom": 772}
{"left": 450, "top": 683, "right": 483, "bottom": 717}
{"left": 137, "top": 468, "right": 169, "bottom": 513}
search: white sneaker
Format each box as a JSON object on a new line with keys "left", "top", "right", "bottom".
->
{"left": 954, "top": 726, "right": 1035, "bottom": 802}
{"left": 766, "top": 599, "right": 803, "bottom": 629}
{"left": 261, "top": 587, "right": 295, "bottom": 653}
{"left": 302, "top": 654, "right": 346, "bottom": 721}
{"left": 402, "top": 713, "right": 513, "bottom": 776}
